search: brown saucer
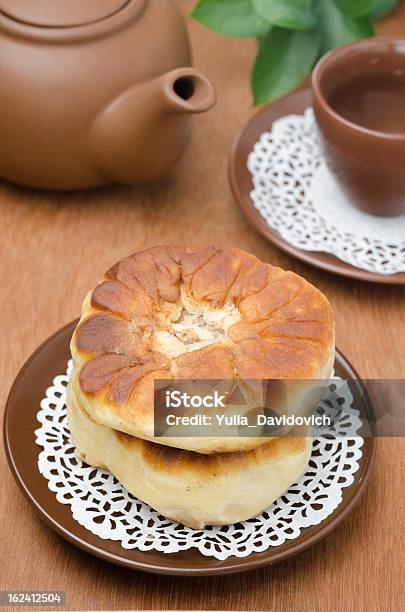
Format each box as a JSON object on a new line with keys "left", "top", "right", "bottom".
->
{"left": 229, "top": 88, "right": 405, "bottom": 285}
{"left": 4, "top": 320, "right": 376, "bottom": 576}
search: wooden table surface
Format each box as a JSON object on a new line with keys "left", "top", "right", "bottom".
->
{"left": 1, "top": 1, "right": 405, "bottom": 610}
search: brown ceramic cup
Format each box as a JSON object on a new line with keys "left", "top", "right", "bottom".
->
{"left": 312, "top": 37, "right": 405, "bottom": 217}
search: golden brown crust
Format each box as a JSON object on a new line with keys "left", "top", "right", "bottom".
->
{"left": 174, "top": 344, "right": 236, "bottom": 379}
{"left": 137, "top": 431, "right": 306, "bottom": 476}
{"left": 70, "top": 246, "right": 335, "bottom": 446}
{"left": 72, "top": 383, "right": 308, "bottom": 477}
{"left": 111, "top": 419, "right": 307, "bottom": 477}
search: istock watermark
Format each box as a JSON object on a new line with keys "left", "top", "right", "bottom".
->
{"left": 165, "top": 389, "right": 227, "bottom": 409}
{"left": 0, "top": 592, "right": 65, "bottom": 607}
{"left": 154, "top": 378, "right": 405, "bottom": 438}
{"left": 164, "top": 406, "right": 331, "bottom": 429}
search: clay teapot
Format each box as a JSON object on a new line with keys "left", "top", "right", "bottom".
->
{"left": 0, "top": 0, "right": 216, "bottom": 190}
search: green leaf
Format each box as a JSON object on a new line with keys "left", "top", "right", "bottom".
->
{"left": 320, "top": 0, "right": 374, "bottom": 55}
{"left": 335, "top": 0, "right": 374, "bottom": 18}
{"left": 252, "top": 0, "right": 317, "bottom": 31}
{"left": 369, "top": 0, "right": 398, "bottom": 20}
{"left": 191, "top": 0, "right": 270, "bottom": 37}
{"left": 252, "top": 26, "right": 321, "bottom": 104}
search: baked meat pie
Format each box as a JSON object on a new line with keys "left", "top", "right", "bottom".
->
{"left": 70, "top": 246, "right": 335, "bottom": 453}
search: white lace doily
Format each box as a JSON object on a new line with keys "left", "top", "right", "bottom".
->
{"left": 248, "top": 108, "right": 405, "bottom": 275}
{"left": 35, "top": 361, "right": 363, "bottom": 561}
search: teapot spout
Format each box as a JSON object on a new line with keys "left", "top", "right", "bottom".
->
{"left": 163, "top": 67, "right": 216, "bottom": 114}
{"left": 90, "top": 68, "right": 216, "bottom": 185}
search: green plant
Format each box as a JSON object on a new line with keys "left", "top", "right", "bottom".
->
{"left": 191, "top": 0, "right": 399, "bottom": 104}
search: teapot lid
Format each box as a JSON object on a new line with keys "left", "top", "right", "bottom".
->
{"left": 0, "top": 0, "right": 130, "bottom": 28}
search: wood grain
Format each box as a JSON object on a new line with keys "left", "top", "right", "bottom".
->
{"left": 1, "top": 1, "right": 405, "bottom": 610}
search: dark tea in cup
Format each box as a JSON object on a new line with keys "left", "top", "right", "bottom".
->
{"left": 312, "top": 38, "right": 405, "bottom": 217}
{"left": 330, "top": 74, "right": 405, "bottom": 135}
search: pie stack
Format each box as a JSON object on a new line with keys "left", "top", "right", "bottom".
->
{"left": 67, "top": 246, "right": 335, "bottom": 528}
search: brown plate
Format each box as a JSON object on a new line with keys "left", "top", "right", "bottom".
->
{"left": 229, "top": 88, "right": 405, "bottom": 285}
{"left": 4, "top": 320, "right": 376, "bottom": 576}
